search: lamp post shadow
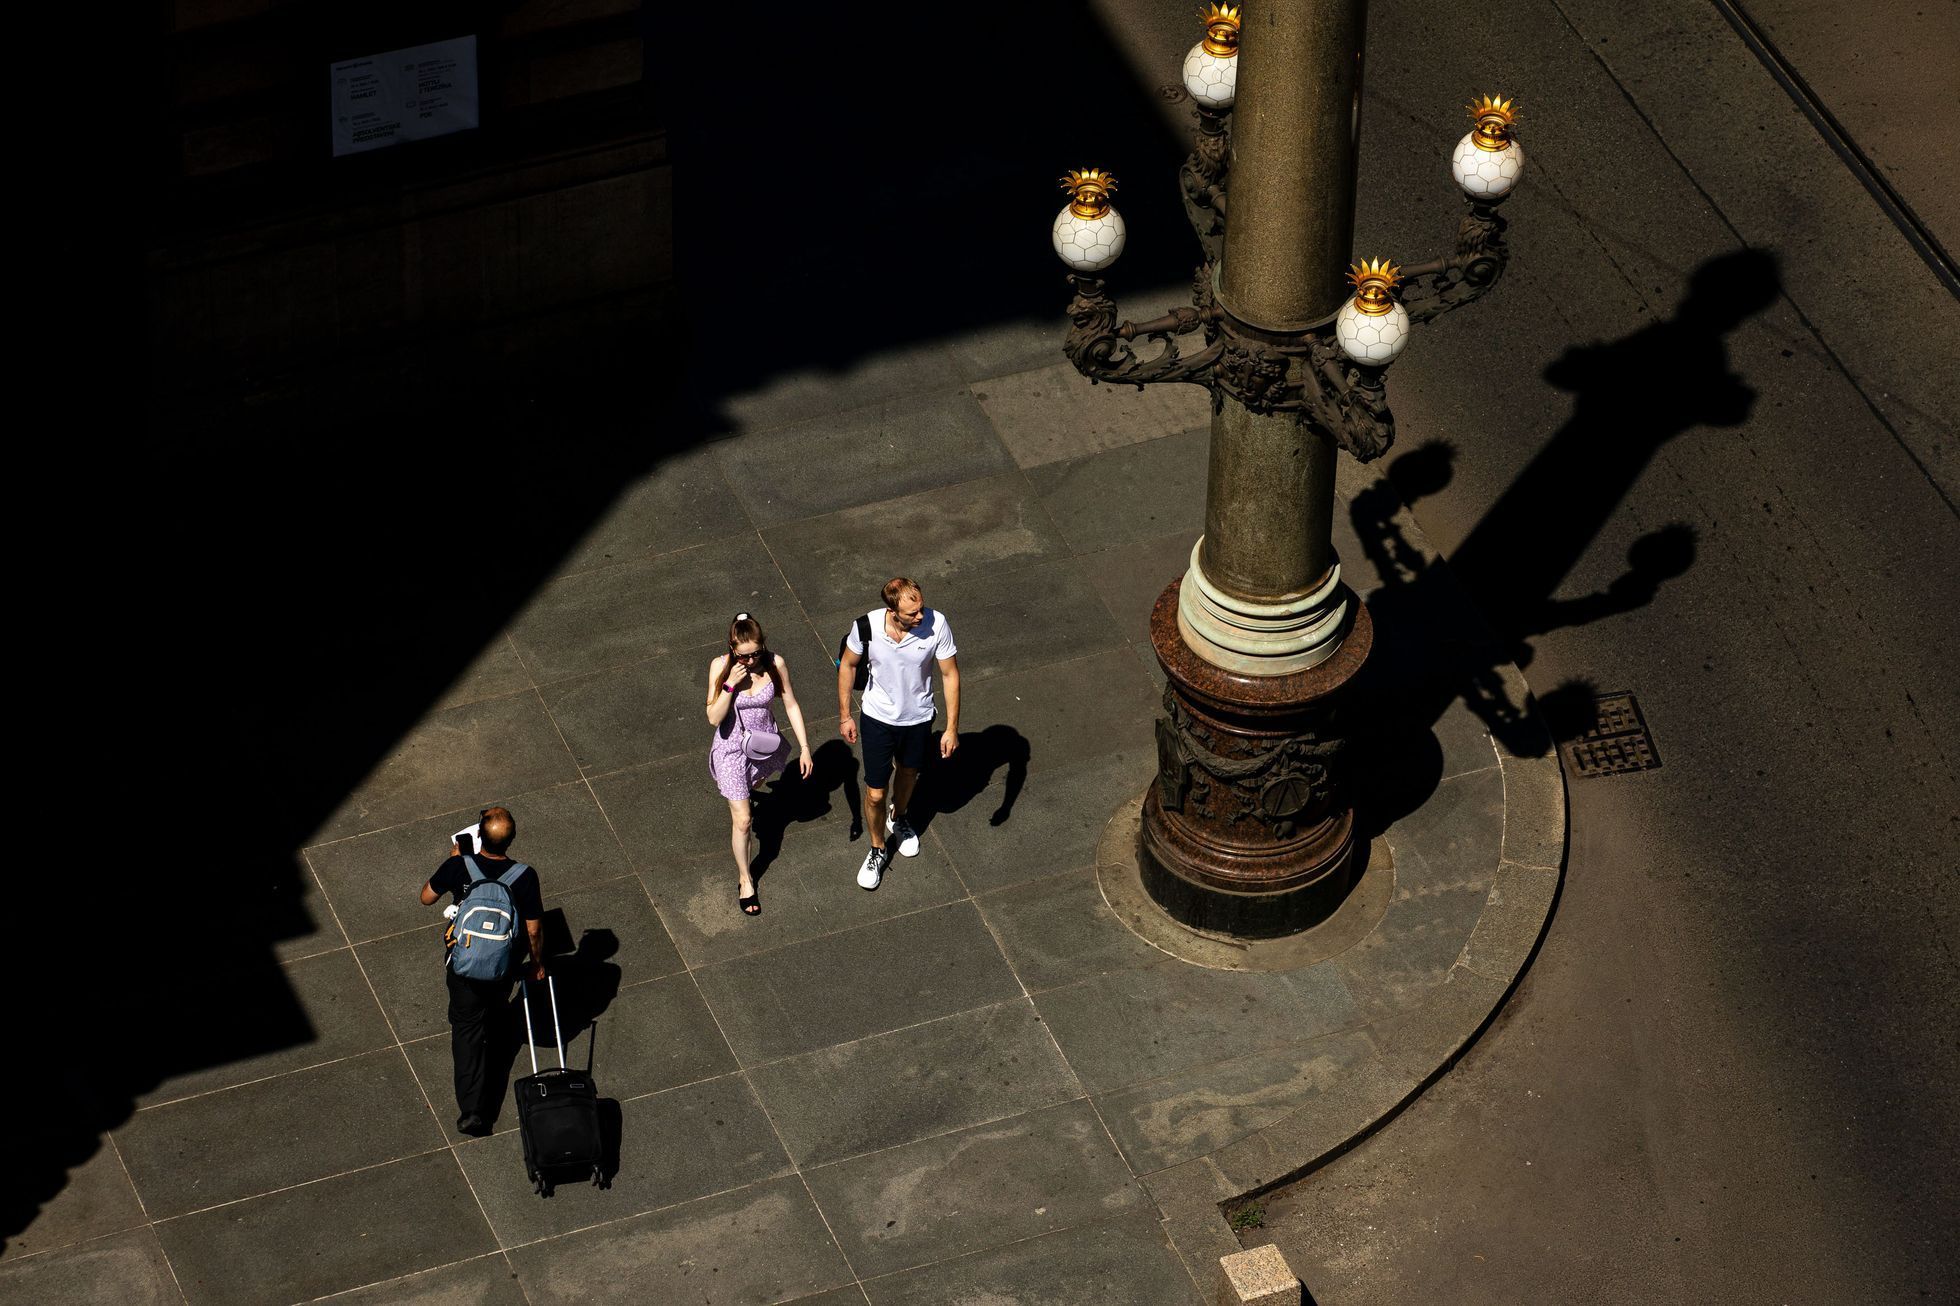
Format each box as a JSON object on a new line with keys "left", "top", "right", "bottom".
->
{"left": 1350, "top": 248, "right": 1784, "bottom": 826}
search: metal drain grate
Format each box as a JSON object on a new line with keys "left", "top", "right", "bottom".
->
{"left": 1566, "top": 691, "right": 1662, "bottom": 777}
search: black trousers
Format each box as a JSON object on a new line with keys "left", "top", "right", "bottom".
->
{"left": 445, "top": 966, "right": 512, "bottom": 1118}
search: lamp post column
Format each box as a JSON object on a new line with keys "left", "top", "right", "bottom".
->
{"left": 1055, "top": 2, "right": 1524, "bottom": 938}
{"left": 1145, "top": 0, "right": 1373, "bottom": 934}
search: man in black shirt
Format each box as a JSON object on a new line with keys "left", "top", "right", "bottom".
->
{"left": 419, "top": 806, "right": 546, "bottom": 1136}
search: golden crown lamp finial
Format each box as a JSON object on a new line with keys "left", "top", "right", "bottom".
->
{"left": 1467, "top": 94, "right": 1520, "bottom": 151}
{"left": 1060, "top": 168, "right": 1119, "bottom": 219}
{"left": 1198, "top": 3, "right": 1242, "bottom": 57}
{"left": 1347, "top": 258, "right": 1403, "bottom": 315}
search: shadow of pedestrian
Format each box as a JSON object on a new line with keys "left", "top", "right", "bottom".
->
{"left": 541, "top": 927, "right": 623, "bottom": 1040}
{"left": 750, "top": 739, "right": 863, "bottom": 877}
{"left": 493, "top": 926, "right": 622, "bottom": 1133}
{"left": 914, "top": 724, "right": 1032, "bottom": 833}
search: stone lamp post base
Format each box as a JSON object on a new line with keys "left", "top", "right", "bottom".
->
{"left": 1143, "top": 580, "right": 1372, "bottom": 937}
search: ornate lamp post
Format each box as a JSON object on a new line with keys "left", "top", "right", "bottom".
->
{"left": 1057, "top": 1, "right": 1524, "bottom": 935}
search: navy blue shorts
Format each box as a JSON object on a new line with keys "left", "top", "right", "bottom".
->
{"left": 860, "top": 716, "right": 931, "bottom": 789}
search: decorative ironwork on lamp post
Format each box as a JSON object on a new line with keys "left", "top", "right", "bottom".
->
{"left": 1055, "top": 1, "right": 1526, "bottom": 936}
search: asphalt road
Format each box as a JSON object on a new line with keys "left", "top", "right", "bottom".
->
{"left": 1070, "top": 0, "right": 1960, "bottom": 1299}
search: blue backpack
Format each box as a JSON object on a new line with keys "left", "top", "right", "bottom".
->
{"left": 444, "top": 856, "right": 531, "bottom": 981}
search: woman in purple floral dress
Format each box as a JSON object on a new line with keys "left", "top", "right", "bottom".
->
{"left": 705, "top": 613, "right": 813, "bottom": 915}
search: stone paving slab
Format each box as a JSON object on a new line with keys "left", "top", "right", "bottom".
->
{"left": 857, "top": 1210, "right": 1201, "bottom": 1306}
{"left": 746, "top": 1000, "right": 1084, "bottom": 1169}
{"left": 932, "top": 744, "right": 1158, "bottom": 897}
{"left": 115, "top": 1048, "right": 442, "bottom": 1219}
{"left": 1076, "top": 526, "right": 1205, "bottom": 644}
{"left": 0, "top": 1227, "right": 183, "bottom": 1304}
{"left": 134, "top": 948, "right": 394, "bottom": 1108}
{"left": 0, "top": 1135, "right": 148, "bottom": 1263}
{"left": 505, "top": 547, "right": 793, "bottom": 686}
{"left": 761, "top": 472, "right": 1072, "bottom": 615}
{"left": 974, "top": 360, "right": 1211, "bottom": 468}
{"left": 801, "top": 1098, "right": 1148, "bottom": 1279}
{"left": 1094, "top": 1030, "right": 1380, "bottom": 1174}
{"left": 695, "top": 902, "right": 1024, "bottom": 1065}
{"left": 326, "top": 1254, "right": 527, "bottom": 1305}
{"left": 703, "top": 339, "right": 968, "bottom": 436}
{"left": 504, "top": 1174, "right": 854, "bottom": 1305}
{"left": 430, "top": 638, "right": 535, "bottom": 715}
{"left": 534, "top": 642, "right": 727, "bottom": 777}
{"left": 975, "top": 864, "right": 1170, "bottom": 992}
{"left": 954, "top": 647, "right": 1158, "bottom": 777}
{"left": 1023, "top": 428, "right": 1211, "bottom": 554}
{"left": 544, "top": 443, "right": 748, "bottom": 579}
{"left": 313, "top": 692, "right": 582, "bottom": 845}
{"left": 712, "top": 387, "right": 1014, "bottom": 527}
{"left": 154, "top": 1151, "right": 494, "bottom": 1306}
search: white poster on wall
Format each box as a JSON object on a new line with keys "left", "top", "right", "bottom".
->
{"left": 331, "top": 35, "right": 480, "bottom": 157}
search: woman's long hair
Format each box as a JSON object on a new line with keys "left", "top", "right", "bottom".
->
{"left": 727, "top": 612, "right": 782, "bottom": 694}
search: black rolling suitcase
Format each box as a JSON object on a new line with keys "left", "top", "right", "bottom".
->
{"left": 515, "top": 975, "right": 607, "bottom": 1196}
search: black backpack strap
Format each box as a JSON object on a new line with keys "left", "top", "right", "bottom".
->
{"left": 856, "top": 615, "right": 873, "bottom": 684}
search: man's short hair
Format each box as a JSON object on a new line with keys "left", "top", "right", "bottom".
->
{"left": 480, "top": 807, "right": 516, "bottom": 854}
{"left": 882, "top": 577, "right": 921, "bottom": 610}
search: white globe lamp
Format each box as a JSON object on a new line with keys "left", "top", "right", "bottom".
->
{"left": 1053, "top": 168, "right": 1127, "bottom": 274}
{"left": 1450, "top": 94, "right": 1524, "bottom": 201}
{"left": 1182, "top": 4, "right": 1241, "bottom": 110}
{"left": 1335, "top": 258, "right": 1411, "bottom": 366}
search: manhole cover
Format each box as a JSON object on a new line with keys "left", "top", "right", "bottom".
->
{"left": 1565, "top": 691, "right": 1661, "bottom": 777}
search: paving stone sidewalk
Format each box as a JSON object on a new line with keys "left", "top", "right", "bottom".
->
{"left": 6, "top": 296, "right": 1562, "bottom": 1304}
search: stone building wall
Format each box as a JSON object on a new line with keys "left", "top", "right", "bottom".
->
{"left": 147, "top": 1, "right": 672, "bottom": 425}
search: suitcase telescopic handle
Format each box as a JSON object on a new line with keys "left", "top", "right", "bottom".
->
{"left": 521, "top": 974, "right": 569, "bottom": 1073}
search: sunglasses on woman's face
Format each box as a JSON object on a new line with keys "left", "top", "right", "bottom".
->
{"left": 733, "top": 650, "right": 762, "bottom": 662}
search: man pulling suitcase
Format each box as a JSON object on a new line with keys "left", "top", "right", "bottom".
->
{"left": 419, "top": 806, "right": 547, "bottom": 1136}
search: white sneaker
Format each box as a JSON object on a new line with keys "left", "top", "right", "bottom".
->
{"left": 886, "top": 810, "right": 920, "bottom": 857}
{"left": 857, "top": 846, "right": 890, "bottom": 890}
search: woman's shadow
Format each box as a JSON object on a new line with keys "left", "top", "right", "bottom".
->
{"left": 749, "top": 738, "right": 864, "bottom": 878}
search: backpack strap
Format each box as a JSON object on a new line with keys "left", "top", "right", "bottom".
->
{"left": 462, "top": 855, "right": 485, "bottom": 883}
{"left": 857, "top": 614, "right": 874, "bottom": 684}
{"left": 495, "top": 862, "right": 531, "bottom": 889}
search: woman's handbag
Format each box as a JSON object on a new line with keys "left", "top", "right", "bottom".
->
{"left": 738, "top": 714, "right": 783, "bottom": 762}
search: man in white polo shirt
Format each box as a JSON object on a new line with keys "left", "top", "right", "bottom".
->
{"left": 837, "top": 576, "right": 961, "bottom": 889}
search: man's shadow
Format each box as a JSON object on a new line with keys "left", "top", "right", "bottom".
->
{"left": 1346, "top": 249, "right": 1781, "bottom": 829}
{"left": 750, "top": 739, "right": 863, "bottom": 877}
{"left": 912, "top": 724, "right": 1031, "bottom": 834}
